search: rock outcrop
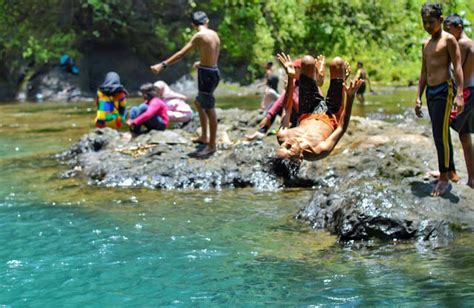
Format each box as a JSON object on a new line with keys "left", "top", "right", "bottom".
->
{"left": 57, "top": 109, "right": 474, "bottom": 246}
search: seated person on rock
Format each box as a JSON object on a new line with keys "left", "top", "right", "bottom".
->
{"left": 126, "top": 83, "right": 169, "bottom": 135}
{"left": 257, "top": 60, "right": 280, "bottom": 111}
{"left": 275, "top": 53, "right": 363, "bottom": 162}
{"left": 95, "top": 72, "right": 128, "bottom": 129}
{"left": 154, "top": 81, "right": 193, "bottom": 124}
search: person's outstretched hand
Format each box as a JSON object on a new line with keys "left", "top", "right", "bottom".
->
{"left": 277, "top": 52, "right": 295, "bottom": 78}
{"left": 315, "top": 55, "right": 325, "bottom": 86}
{"left": 150, "top": 63, "right": 164, "bottom": 74}
{"left": 344, "top": 79, "right": 364, "bottom": 97}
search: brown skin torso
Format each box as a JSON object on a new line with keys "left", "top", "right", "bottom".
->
{"left": 277, "top": 119, "right": 333, "bottom": 159}
{"left": 193, "top": 27, "right": 220, "bottom": 67}
{"left": 423, "top": 31, "right": 453, "bottom": 86}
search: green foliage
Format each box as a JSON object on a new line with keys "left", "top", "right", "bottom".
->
{"left": 0, "top": 0, "right": 473, "bottom": 85}
{"left": 0, "top": 0, "right": 76, "bottom": 72}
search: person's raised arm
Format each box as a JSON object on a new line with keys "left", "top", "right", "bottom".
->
{"left": 277, "top": 52, "right": 296, "bottom": 128}
{"left": 415, "top": 43, "right": 428, "bottom": 118}
{"left": 315, "top": 55, "right": 325, "bottom": 94}
{"left": 447, "top": 35, "right": 464, "bottom": 114}
{"left": 304, "top": 79, "right": 362, "bottom": 160}
{"left": 151, "top": 34, "right": 198, "bottom": 74}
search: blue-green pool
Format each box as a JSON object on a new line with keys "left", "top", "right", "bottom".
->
{"left": 1, "top": 91, "right": 474, "bottom": 306}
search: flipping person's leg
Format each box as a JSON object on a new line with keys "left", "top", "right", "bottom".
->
{"left": 325, "top": 57, "right": 345, "bottom": 115}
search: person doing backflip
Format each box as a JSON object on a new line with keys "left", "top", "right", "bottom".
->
{"left": 274, "top": 52, "right": 363, "bottom": 166}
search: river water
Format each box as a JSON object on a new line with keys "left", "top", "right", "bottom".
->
{"left": 1, "top": 89, "right": 473, "bottom": 306}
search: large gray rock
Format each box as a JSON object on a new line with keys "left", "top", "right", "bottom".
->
{"left": 57, "top": 110, "right": 474, "bottom": 246}
{"left": 296, "top": 115, "right": 474, "bottom": 247}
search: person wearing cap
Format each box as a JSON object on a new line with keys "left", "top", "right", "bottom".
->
{"left": 95, "top": 71, "right": 128, "bottom": 129}
{"left": 151, "top": 11, "right": 220, "bottom": 158}
{"left": 274, "top": 52, "right": 363, "bottom": 165}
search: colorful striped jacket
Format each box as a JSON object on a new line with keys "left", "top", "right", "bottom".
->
{"left": 95, "top": 90, "right": 127, "bottom": 128}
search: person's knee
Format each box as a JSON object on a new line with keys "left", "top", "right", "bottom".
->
{"left": 301, "top": 55, "right": 315, "bottom": 77}
{"left": 329, "top": 57, "right": 344, "bottom": 79}
{"left": 329, "top": 57, "right": 344, "bottom": 71}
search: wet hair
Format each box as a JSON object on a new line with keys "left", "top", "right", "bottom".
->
{"left": 266, "top": 61, "right": 273, "bottom": 67}
{"left": 357, "top": 61, "right": 363, "bottom": 66}
{"left": 191, "top": 11, "right": 209, "bottom": 26}
{"left": 140, "top": 83, "right": 157, "bottom": 101}
{"left": 270, "top": 156, "right": 301, "bottom": 179}
{"left": 421, "top": 3, "right": 442, "bottom": 19}
{"left": 444, "top": 13, "right": 463, "bottom": 29}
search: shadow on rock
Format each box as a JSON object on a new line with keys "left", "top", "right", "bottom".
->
{"left": 410, "top": 180, "right": 460, "bottom": 203}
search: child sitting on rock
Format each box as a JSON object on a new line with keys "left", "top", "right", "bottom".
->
{"left": 127, "top": 83, "right": 169, "bottom": 135}
{"left": 95, "top": 72, "right": 128, "bottom": 128}
{"left": 154, "top": 81, "right": 193, "bottom": 124}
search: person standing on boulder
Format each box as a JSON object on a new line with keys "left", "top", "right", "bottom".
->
{"left": 151, "top": 11, "right": 220, "bottom": 158}
{"left": 444, "top": 13, "right": 474, "bottom": 189}
{"left": 415, "top": 3, "right": 464, "bottom": 196}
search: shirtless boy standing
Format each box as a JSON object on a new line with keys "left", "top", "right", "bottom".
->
{"left": 274, "top": 52, "right": 362, "bottom": 163}
{"left": 415, "top": 3, "right": 464, "bottom": 196}
{"left": 444, "top": 13, "right": 474, "bottom": 188}
{"left": 151, "top": 11, "right": 220, "bottom": 158}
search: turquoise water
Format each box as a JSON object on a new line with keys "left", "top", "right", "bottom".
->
{"left": 1, "top": 92, "right": 474, "bottom": 306}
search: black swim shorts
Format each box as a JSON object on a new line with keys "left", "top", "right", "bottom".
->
{"left": 196, "top": 66, "right": 220, "bottom": 109}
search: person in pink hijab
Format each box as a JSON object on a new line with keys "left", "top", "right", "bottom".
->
{"left": 154, "top": 81, "right": 193, "bottom": 124}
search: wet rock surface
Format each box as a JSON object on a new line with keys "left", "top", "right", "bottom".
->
{"left": 58, "top": 109, "right": 474, "bottom": 245}
{"left": 296, "top": 114, "right": 474, "bottom": 247}
{"left": 57, "top": 109, "right": 321, "bottom": 190}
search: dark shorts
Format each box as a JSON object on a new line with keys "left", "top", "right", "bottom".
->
{"left": 357, "top": 81, "right": 366, "bottom": 94}
{"left": 196, "top": 66, "right": 220, "bottom": 109}
{"left": 451, "top": 87, "right": 474, "bottom": 134}
{"left": 298, "top": 74, "right": 343, "bottom": 116}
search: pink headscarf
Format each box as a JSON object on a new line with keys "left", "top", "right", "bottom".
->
{"left": 153, "top": 81, "right": 187, "bottom": 102}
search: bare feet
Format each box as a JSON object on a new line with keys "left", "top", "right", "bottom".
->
{"left": 431, "top": 179, "right": 450, "bottom": 196}
{"left": 192, "top": 136, "right": 208, "bottom": 144}
{"left": 426, "top": 170, "right": 460, "bottom": 183}
{"left": 194, "top": 145, "right": 216, "bottom": 158}
{"left": 449, "top": 171, "right": 460, "bottom": 183}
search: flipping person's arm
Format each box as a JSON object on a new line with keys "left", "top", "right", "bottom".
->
{"left": 276, "top": 52, "right": 297, "bottom": 128}
{"left": 280, "top": 78, "right": 295, "bottom": 128}
{"left": 305, "top": 80, "right": 361, "bottom": 160}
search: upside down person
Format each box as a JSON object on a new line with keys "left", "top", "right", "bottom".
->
{"left": 274, "top": 53, "right": 363, "bottom": 165}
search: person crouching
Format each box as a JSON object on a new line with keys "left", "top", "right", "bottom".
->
{"left": 127, "top": 83, "right": 169, "bottom": 135}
